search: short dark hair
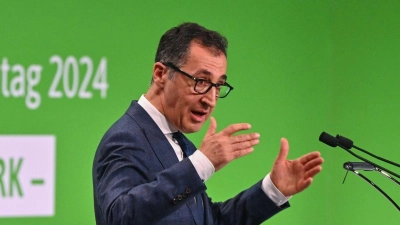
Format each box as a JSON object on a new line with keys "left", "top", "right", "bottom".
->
{"left": 155, "top": 22, "right": 228, "bottom": 67}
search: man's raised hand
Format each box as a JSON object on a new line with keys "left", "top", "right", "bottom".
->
{"left": 270, "top": 138, "right": 323, "bottom": 196}
{"left": 199, "top": 117, "right": 260, "bottom": 171}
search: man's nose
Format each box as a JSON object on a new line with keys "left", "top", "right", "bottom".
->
{"left": 201, "top": 86, "right": 217, "bottom": 108}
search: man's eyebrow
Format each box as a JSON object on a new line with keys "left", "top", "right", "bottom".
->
{"left": 220, "top": 74, "right": 227, "bottom": 81}
{"left": 194, "top": 69, "right": 227, "bottom": 81}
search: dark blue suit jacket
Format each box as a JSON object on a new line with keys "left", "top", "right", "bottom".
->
{"left": 93, "top": 101, "right": 289, "bottom": 225}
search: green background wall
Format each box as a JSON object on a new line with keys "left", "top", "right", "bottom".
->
{"left": 1, "top": 0, "right": 399, "bottom": 224}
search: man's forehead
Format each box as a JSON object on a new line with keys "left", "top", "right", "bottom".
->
{"left": 189, "top": 41, "right": 226, "bottom": 58}
{"left": 193, "top": 68, "right": 227, "bottom": 80}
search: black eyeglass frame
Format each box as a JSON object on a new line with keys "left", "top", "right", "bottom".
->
{"left": 162, "top": 62, "right": 234, "bottom": 98}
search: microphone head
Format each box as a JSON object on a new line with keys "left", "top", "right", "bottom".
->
{"left": 319, "top": 132, "right": 338, "bottom": 147}
{"left": 336, "top": 134, "right": 353, "bottom": 149}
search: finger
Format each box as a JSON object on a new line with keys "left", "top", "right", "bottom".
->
{"left": 222, "top": 123, "right": 251, "bottom": 136}
{"left": 233, "top": 147, "right": 254, "bottom": 159}
{"left": 232, "top": 138, "right": 260, "bottom": 150}
{"left": 204, "top": 117, "right": 217, "bottom": 138}
{"left": 276, "top": 138, "right": 289, "bottom": 162}
{"left": 299, "top": 177, "right": 313, "bottom": 191}
{"left": 304, "top": 166, "right": 323, "bottom": 179}
{"left": 231, "top": 133, "right": 260, "bottom": 144}
{"left": 303, "top": 157, "right": 324, "bottom": 171}
{"left": 299, "top": 151, "right": 321, "bottom": 165}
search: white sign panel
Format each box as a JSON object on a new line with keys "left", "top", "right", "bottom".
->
{"left": 0, "top": 135, "right": 55, "bottom": 217}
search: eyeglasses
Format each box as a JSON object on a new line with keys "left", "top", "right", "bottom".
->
{"left": 163, "top": 62, "right": 234, "bottom": 98}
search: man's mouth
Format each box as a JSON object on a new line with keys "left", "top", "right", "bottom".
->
{"left": 191, "top": 110, "right": 207, "bottom": 122}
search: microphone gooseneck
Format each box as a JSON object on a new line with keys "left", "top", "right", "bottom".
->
{"left": 345, "top": 167, "right": 400, "bottom": 211}
{"left": 336, "top": 133, "right": 400, "bottom": 168}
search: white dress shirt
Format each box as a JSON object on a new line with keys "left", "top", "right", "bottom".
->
{"left": 138, "top": 95, "right": 290, "bottom": 206}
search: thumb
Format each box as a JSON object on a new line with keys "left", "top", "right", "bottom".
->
{"left": 205, "top": 117, "right": 217, "bottom": 138}
{"left": 276, "top": 137, "right": 289, "bottom": 162}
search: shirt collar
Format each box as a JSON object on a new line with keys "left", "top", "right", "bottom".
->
{"left": 138, "top": 95, "right": 178, "bottom": 135}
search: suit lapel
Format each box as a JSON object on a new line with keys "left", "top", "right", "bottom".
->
{"left": 125, "top": 101, "right": 179, "bottom": 169}
{"left": 126, "top": 101, "right": 204, "bottom": 225}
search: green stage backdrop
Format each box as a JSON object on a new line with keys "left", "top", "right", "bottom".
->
{"left": 1, "top": 0, "right": 399, "bottom": 224}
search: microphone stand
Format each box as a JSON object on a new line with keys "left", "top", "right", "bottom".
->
{"left": 319, "top": 132, "right": 400, "bottom": 211}
{"left": 374, "top": 167, "right": 400, "bottom": 187}
{"left": 343, "top": 164, "right": 400, "bottom": 211}
{"left": 343, "top": 161, "right": 400, "bottom": 186}
{"left": 338, "top": 143, "right": 400, "bottom": 179}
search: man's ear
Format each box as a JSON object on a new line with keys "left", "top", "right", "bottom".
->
{"left": 152, "top": 62, "right": 168, "bottom": 88}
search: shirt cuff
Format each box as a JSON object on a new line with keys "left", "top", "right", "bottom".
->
{"left": 188, "top": 150, "right": 215, "bottom": 182}
{"left": 261, "top": 173, "right": 292, "bottom": 206}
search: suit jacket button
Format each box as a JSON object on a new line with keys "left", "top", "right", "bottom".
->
{"left": 173, "top": 198, "right": 178, "bottom": 204}
{"left": 178, "top": 195, "right": 183, "bottom": 200}
{"left": 182, "top": 193, "right": 187, "bottom": 197}
{"left": 185, "top": 188, "right": 191, "bottom": 194}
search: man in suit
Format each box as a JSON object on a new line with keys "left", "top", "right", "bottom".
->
{"left": 93, "top": 22, "right": 324, "bottom": 225}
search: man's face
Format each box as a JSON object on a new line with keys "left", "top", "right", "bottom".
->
{"left": 162, "top": 42, "right": 227, "bottom": 133}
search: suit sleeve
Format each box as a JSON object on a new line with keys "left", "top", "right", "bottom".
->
{"left": 207, "top": 180, "right": 290, "bottom": 225}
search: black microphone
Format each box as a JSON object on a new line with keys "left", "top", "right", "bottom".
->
{"left": 319, "top": 132, "right": 338, "bottom": 147}
{"left": 343, "top": 162, "right": 375, "bottom": 171}
{"left": 343, "top": 163, "right": 400, "bottom": 211}
{"left": 336, "top": 134, "right": 353, "bottom": 149}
